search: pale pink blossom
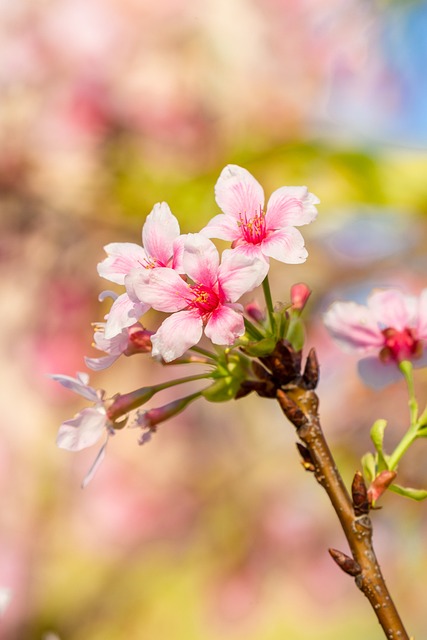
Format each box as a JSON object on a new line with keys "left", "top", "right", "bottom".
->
{"left": 137, "top": 234, "right": 268, "bottom": 362}
{"left": 324, "top": 289, "right": 427, "bottom": 388}
{"left": 97, "top": 202, "right": 184, "bottom": 338}
{"left": 201, "top": 165, "right": 319, "bottom": 264}
{"left": 50, "top": 372, "right": 113, "bottom": 486}
{"left": 85, "top": 322, "right": 153, "bottom": 371}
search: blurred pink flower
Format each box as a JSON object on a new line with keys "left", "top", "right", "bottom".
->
{"left": 324, "top": 289, "right": 427, "bottom": 388}
{"left": 139, "top": 234, "right": 267, "bottom": 361}
{"left": 98, "top": 202, "right": 184, "bottom": 338}
{"left": 201, "top": 165, "right": 319, "bottom": 264}
{"left": 50, "top": 372, "right": 113, "bottom": 486}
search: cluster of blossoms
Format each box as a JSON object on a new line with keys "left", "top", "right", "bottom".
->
{"left": 52, "top": 163, "right": 427, "bottom": 487}
{"left": 52, "top": 164, "right": 319, "bottom": 484}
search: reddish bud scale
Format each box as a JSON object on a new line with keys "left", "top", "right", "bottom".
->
{"left": 296, "top": 443, "right": 315, "bottom": 472}
{"left": 276, "top": 390, "right": 308, "bottom": 428}
{"left": 352, "top": 471, "right": 370, "bottom": 516}
{"left": 329, "top": 548, "right": 361, "bottom": 577}
{"left": 302, "top": 348, "right": 319, "bottom": 390}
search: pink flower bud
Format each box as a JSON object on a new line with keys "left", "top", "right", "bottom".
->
{"left": 245, "top": 300, "right": 266, "bottom": 324}
{"left": 290, "top": 283, "right": 311, "bottom": 311}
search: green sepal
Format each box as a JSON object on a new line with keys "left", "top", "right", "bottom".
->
{"left": 370, "top": 419, "right": 389, "bottom": 470}
{"left": 240, "top": 337, "right": 277, "bottom": 357}
{"left": 388, "top": 484, "right": 427, "bottom": 501}
{"left": 285, "top": 316, "right": 305, "bottom": 351}
{"left": 201, "top": 375, "right": 242, "bottom": 402}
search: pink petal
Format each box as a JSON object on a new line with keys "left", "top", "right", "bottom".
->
{"left": 417, "top": 289, "right": 427, "bottom": 339}
{"left": 171, "top": 236, "right": 185, "bottom": 272}
{"left": 139, "top": 268, "right": 190, "bottom": 312}
{"left": 142, "top": 202, "right": 180, "bottom": 266}
{"left": 218, "top": 250, "right": 268, "bottom": 302}
{"left": 104, "top": 293, "right": 148, "bottom": 339}
{"left": 182, "top": 234, "right": 219, "bottom": 287}
{"left": 85, "top": 354, "right": 119, "bottom": 371}
{"left": 50, "top": 373, "right": 99, "bottom": 402}
{"left": 358, "top": 357, "right": 404, "bottom": 390}
{"left": 56, "top": 407, "right": 107, "bottom": 451}
{"left": 151, "top": 310, "right": 203, "bottom": 361}
{"left": 368, "top": 290, "right": 417, "bottom": 331}
{"left": 205, "top": 304, "right": 245, "bottom": 345}
{"left": 97, "top": 243, "right": 147, "bottom": 284}
{"left": 261, "top": 227, "right": 308, "bottom": 264}
{"left": 266, "top": 186, "right": 319, "bottom": 229}
{"left": 323, "top": 301, "right": 384, "bottom": 352}
{"left": 215, "top": 165, "right": 265, "bottom": 220}
{"left": 200, "top": 213, "right": 241, "bottom": 242}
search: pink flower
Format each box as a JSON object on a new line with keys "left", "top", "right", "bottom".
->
{"left": 97, "top": 202, "right": 184, "bottom": 338}
{"left": 85, "top": 322, "right": 153, "bottom": 371}
{"left": 324, "top": 289, "right": 427, "bottom": 388}
{"left": 201, "top": 165, "right": 319, "bottom": 264}
{"left": 50, "top": 372, "right": 113, "bottom": 486}
{"left": 136, "top": 234, "right": 268, "bottom": 362}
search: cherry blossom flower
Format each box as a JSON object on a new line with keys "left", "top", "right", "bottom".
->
{"left": 85, "top": 322, "right": 153, "bottom": 371}
{"left": 201, "top": 165, "right": 319, "bottom": 264}
{"left": 97, "top": 202, "right": 184, "bottom": 338}
{"left": 324, "top": 288, "right": 427, "bottom": 388}
{"left": 50, "top": 372, "right": 114, "bottom": 486}
{"left": 135, "top": 234, "right": 268, "bottom": 362}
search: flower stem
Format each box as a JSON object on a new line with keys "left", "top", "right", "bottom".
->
{"left": 399, "top": 360, "right": 418, "bottom": 426}
{"left": 244, "top": 317, "right": 265, "bottom": 340}
{"left": 190, "top": 345, "right": 219, "bottom": 361}
{"left": 108, "top": 373, "right": 212, "bottom": 421}
{"left": 262, "top": 276, "right": 276, "bottom": 333}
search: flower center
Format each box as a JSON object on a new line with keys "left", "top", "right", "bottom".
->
{"left": 189, "top": 284, "right": 220, "bottom": 314}
{"left": 380, "top": 327, "right": 422, "bottom": 363}
{"left": 238, "top": 207, "right": 267, "bottom": 245}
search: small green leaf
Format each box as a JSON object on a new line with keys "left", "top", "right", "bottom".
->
{"left": 202, "top": 376, "right": 241, "bottom": 402}
{"left": 388, "top": 484, "right": 427, "bottom": 501}
{"left": 361, "top": 452, "right": 376, "bottom": 483}
{"left": 370, "top": 419, "right": 389, "bottom": 470}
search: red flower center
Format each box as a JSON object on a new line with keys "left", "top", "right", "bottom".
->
{"left": 190, "top": 284, "right": 220, "bottom": 314}
{"left": 380, "top": 327, "right": 422, "bottom": 363}
{"left": 237, "top": 208, "right": 267, "bottom": 245}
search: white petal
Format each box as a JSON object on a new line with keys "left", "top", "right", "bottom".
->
{"left": 84, "top": 354, "right": 119, "bottom": 371}
{"left": 81, "top": 438, "right": 109, "bottom": 488}
{"left": 104, "top": 293, "right": 148, "bottom": 339}
{"left": 49, "top": 373, "right": 99, "bottom": 402}
{"left": 151, "top": 310, "right": 203, "bottom": 362}
{"left": 139, "top": 268, "right": 190, "bottom": 312}
{"left": 205, "top": 304, "right": 245, "bottom": 345}
{"left": 261, "top": 227, "right": 308, "bottom": 264}
{"left": 97, "top": 243, "right": 147, "bottom": 284}
{"left": 218, "top": 250, "right": 268, "bottom": 302}
{"left": 182, "top": 234, "right": 220, "bottom": 287}
{"left": 215, "top": 165, "right": 264, "bottom": 220}
{"left": 56, "top": 407, "right": 107, "bottom": 451}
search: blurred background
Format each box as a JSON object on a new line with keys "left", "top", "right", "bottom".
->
{"left": 2, "top": 0, "right": 427, "bottom": 638}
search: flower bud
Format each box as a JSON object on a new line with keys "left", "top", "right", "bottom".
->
{"left": 290, "top": 283, "right": 311, "bottom": 312}
{"left": 329, "top": 548, "right": 361, "bottom": 577}
{"left": 245, "top": 300, "right": 266, "bottom": 324}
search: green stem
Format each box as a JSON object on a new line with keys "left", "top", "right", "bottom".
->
{"left": 108, "top": 373, "right": 212, "bottom": 421}
{"left": 399, "top": 360, "right": 418, "bottom": 425}
{"left": 262, "top": 276, "right": 276, "bottom": 333}
{"left": 244, "top": 317, "right": 264, "bottom": 341}
{"left": 189, "top": 345, "right": 218, "bottom": 360}
{"left": 387, "top": 426, "right": 419, "bottom": 471}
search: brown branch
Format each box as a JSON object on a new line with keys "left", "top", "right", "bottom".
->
{"left": 277, "top": 386, "right": 410, "bottom": 640}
